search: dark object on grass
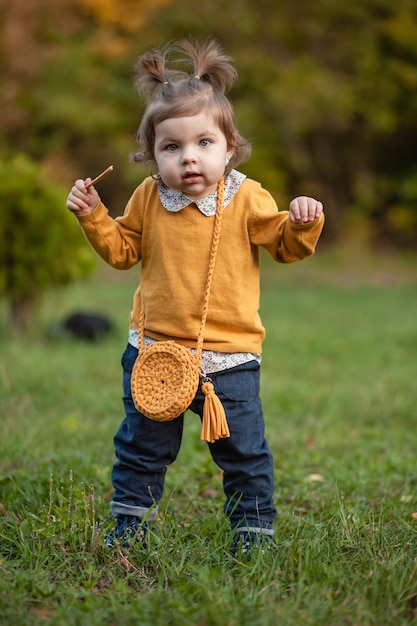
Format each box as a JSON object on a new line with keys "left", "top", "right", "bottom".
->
{"left": 50, "top": 311, "right": 113, "bottom": 342}
{"left": 64, "top": 312, "right": 113, "bottom": 341}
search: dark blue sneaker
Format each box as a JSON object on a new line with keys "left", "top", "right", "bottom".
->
{"left": 231, "top": 531, "right": 275, "bottom": 557}
{"left": 104, "top": 515, "right": 148, "bottom": 549}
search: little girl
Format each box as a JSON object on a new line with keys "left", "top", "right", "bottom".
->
{"left": 66, "top": 39, "right": 324, "bottom": 556}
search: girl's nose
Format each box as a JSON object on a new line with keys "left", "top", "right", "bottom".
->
{"left": 182, "top": 148, "right": 196, "bottom": 163}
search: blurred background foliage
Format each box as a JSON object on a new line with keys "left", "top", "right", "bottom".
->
{"left": 1, "top": 0, "right": 417, "bottom": 250}
{"left": 0, "top": 154, "right": 95, "bottom": 329}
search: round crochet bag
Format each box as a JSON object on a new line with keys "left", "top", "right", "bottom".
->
{"left": 131, "top": 178, "right": 229, "bottom": 440}
{"left": 131, "top": 339, "right": 200, "bottom": 421}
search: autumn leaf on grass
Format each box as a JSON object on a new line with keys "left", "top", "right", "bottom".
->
{"left": 306, "top": 474, "right": 325, "bottom": 482}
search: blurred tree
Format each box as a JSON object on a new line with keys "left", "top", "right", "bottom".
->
{"left": 148, "top": 0, "right": 417, "bottom": 246}
{"left": 0, "top": 155, "right": 95, "bottom": 330}
{"left": 0, "top": 0, "right": 172, "bottom": 207}
{"left": 1, "top": 0, "right": 417, "bottom": 247}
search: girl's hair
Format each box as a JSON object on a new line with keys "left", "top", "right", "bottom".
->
{"left": 131, "top": 39, "right": 251, "bottom": 171}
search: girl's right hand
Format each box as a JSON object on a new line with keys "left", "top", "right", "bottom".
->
{"left": 66, "top": 179, "right": 100, "bottom": 216}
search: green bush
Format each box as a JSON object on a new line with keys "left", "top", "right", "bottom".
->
{"left": 0, "top": 153, "right": 95, "bottom": 330}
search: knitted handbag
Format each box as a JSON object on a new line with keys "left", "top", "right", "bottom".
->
{"left": 130, "top": 178, "right": 230, "bottom": 443}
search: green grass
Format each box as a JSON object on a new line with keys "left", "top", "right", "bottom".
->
{"left": 1, "top": 244, "right": 417, "bottom": 625}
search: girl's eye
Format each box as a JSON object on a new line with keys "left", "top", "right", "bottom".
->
{"left": 199, "top": 139, "right": 212, "bottom": 147}
{"left": 166, "top": 144, "right": 178, "bottom": 151}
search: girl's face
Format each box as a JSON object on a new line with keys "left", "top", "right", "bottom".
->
{"left": 153, "top": 110, "right": 234, "bottom": 201}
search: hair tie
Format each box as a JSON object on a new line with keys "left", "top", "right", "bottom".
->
{"left": 194, "top": 75, "right": 200, "bottom": 80}
{"left": 163, "top": 81, "right": 169, "bottom": 86}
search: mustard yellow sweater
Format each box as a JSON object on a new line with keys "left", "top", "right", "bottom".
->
{"left": 77, "top": 175, "right": 324, "bottom": 353}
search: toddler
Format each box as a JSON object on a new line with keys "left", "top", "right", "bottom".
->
{"left": 66, "top": 39, "right": 324, "bottom": 556}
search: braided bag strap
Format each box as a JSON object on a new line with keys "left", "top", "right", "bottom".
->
{"left": 195, "top": 177, "right": 224, "bottom": 368}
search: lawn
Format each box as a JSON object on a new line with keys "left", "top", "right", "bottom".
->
{"left": 1, "top": 242, "right": 417, "bottom": 625}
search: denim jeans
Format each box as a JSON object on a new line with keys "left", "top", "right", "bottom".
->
{"left": 111, "top": 343, "right": 276, "bottom": 533}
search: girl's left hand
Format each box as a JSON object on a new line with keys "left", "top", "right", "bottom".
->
{"left": 289, "top": 197, "right": 323, "bottom": 223}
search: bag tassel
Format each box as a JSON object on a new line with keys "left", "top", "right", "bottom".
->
{"left": 200, "top": 380, "right": 230, "bottom": 443}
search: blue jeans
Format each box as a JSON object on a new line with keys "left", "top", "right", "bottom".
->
{"left": 111, "top": 343, "right": 276, "bottom": 534}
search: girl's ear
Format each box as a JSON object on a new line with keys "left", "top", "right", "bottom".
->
{"left": 226, "top": 147, "right": 235, "bottom": 164}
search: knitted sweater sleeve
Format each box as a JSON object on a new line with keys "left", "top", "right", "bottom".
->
{"left": 76, "top": 184, "right": 145, "bottom": 270}
{"left": 248, "top": 181, "right": 325, "bottom": 263}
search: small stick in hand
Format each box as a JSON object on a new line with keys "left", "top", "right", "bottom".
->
{"left": 85, "top": 165, "right": 114, "bottom": 188}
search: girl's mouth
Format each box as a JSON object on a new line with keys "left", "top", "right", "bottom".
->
{"left": 183, "top": 172, "right": 201, "bottom": 183}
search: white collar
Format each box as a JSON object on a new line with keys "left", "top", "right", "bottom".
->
{"left": 157, "top": 169, "right": 246, "bottom": 216}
